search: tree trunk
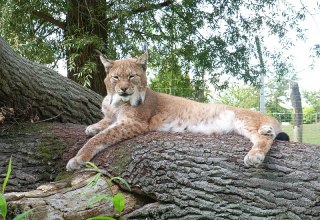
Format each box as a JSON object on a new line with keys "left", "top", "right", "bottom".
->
{"left": 66, "top": 0, "right": 109, "bottom": 96}
{"left": 0, "top": 37, "right": 103, "bottom": 124}
{"left": 2, "top": 122, "right": 320, "bottom": 219}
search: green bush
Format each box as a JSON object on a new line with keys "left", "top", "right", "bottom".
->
{"left": 303, "top": 107, "right": 317, "bottom": 124}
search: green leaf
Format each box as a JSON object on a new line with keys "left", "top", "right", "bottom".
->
{"left": 86, "top": 173, "right": 102, "bottom": 187}
{"left": 112, "top": 193, "right": 125, "bottom": 214}
{"left": 0, "top": 193, "right": 7, "bottom": 219}
{"left": 86, "top": 216, "right": 116, "bottom": 220}
{"left": 2, "top": 156, "right": 12, "bottom": 194}
{"left": 88, "top": 194, "right": 113, "bottom": 207}
{"left": 85, "top": 162, "right": 99, "bottom": 170}
{"left": 13, "top": 208, "right": 35, "bottom": 220}
{"left": 110, "top": 177, "right": 131, "bottom": 191}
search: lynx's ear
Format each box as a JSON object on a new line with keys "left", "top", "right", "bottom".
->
{"left": 136, "top": 51, "right": 148, "bottom": 70}
{"left": 95, "top": 49, "right": 113, "bottom": 69}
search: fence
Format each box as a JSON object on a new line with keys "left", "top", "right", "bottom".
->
{"left": 269, "top": 112, "right": 320, "bottom": 145}
{"left": 271, "top": 112, "right": 320, "bottom": 145}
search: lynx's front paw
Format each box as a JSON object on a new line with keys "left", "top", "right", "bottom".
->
{"left": 66, "top": 156, "right": 84, "bottom": 171}
{"left": 244, "top": 149, "right": 265, "bottom": 167}
{"left": 85, "top": 124, "right": 102, "bottom": 136}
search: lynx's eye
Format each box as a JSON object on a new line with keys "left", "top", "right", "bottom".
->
{"left": 129, "top": 75, "right": 135, "bottom": 80}
{"left": 112, "top": 76, "right": 119, "bottom": 81}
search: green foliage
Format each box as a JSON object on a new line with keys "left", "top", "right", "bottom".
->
{"left": 0, "top": 193, "right": 7, "bottom": 220}
{"left": 88, "top": 195, "right": 113, "bottom": 207}
{"left": 303, "top": 107, "right": 318, "bottom": 124}
{"left": 0, "top": 1, "right": 64, "bottom": 67}
{"left": 215, "top": 86, "right": 259, "bottom": 109}
{"left": 0, "top": 156, "right": 33, "bottom": 220}
{"left": 109, "top": 177, "right": 131, "bottom": 191}
{"left": 1, "top": 156, "right": 12, "bottom": 194}
{"left": 150, "top": 52, "right": 195, "bottom": 99}
{"left": 0, "top": 156, "right": 11, "bottom": 220}
{"left": 301, "top": 89, "right": 320, "bottom": 125}
{"left": 215, "top": 76, "right": 294, "bottom": 123}
{"left": 270, "top": 109, "right": 292, "bottom": 123}
{"left": 0, "top": 0, "right": 309, "bottom": 92}
{"left": 63, "top": 34, "right": 103, "bottom": 86}
{"left": 85, "top": 161, "right": 100, "bottom": 170}
{"left": 84, "top": 162, "right": 131, "bottom": 219}
{"left": 13, "top": 209, "right": 35, "bottom": 220}
{"left": 112, "top": 193, "right": 125, "bottom": 214}
{"left": 263, "top": 74, "right": 295, "bottom": 122}
{"left": 303, "top": 90, "right": 320, "bottom": 111}
{"left": 87, "top": 173, "right": 102, "bottom": 188}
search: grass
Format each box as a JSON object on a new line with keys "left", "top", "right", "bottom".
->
{"left": 282, "top": 123, "right": 320, "bottom": 145}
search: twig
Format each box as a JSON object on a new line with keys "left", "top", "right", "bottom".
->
{"left": 76, "top": 168, "right": 113, "bottom": 178}
{"left": 33, "top": 111, "right": 65, "bottom": 124}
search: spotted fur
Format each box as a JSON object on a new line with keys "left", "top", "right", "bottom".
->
{"left": 66, "top": 51, "right": 289, "bottom": 171}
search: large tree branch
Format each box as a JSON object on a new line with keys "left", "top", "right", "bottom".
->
{"left": 0, "top": 37, "right": 102, "bottom": 124}
{"left": 2, "top": 122, "right": 320, "bottom": 219}
{"left": 106, "top": 0, "right": 174, "bottom": 22}
{"left": 32, "top": 10, "right": 66, "bottom": 30}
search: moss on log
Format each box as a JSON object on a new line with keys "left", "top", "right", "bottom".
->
{"left": 0, "top": 123, "right": 88, "bottom": 192}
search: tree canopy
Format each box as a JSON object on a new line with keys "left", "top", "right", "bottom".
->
{"left": 0, "top": 0, "right": 308, "bottom": 95}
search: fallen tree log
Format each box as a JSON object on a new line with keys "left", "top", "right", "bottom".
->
{"left": 1, "top": 122, "right": 320, "bottom": 219}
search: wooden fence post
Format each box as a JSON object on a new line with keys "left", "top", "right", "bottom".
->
{"left": 290, "top": 81, "right": 303, "bottom": 142}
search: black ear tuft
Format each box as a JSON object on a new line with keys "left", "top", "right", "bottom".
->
{"left": 143, "top": 43, "right": 148, "bottom": 53}
{"left": 275, "top": 132, "right": 290, "bottom": 141}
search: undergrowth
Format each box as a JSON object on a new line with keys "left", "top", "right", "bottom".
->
{"left": 85, "top": 162, "right": 131, "bottom": 220}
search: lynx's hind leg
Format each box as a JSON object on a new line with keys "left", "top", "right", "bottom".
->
{"left": 258, "top": 125, "right": 276, "bottom": 139}
{"left": 244, "top": 132, "right": 274, "bottom": 167}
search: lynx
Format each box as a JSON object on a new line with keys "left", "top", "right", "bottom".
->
{"left": 66, "top": 51, "right": 289, "bottom": 171}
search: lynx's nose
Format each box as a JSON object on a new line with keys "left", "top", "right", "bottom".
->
{"left": 120, "top": 87, "right": 128, "bottom": 92}
{"left": 119, "top": 87, "right": 130, "bottom": 96}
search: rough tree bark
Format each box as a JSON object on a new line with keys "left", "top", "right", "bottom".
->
{"left": 0, "top": 123, "right": 87, "bottom": 192}
{"left": 0, "top": 37, "right": 103, "bottom": 124}
{"left": 1, "top": 122, "right": 320, "bottom": 219}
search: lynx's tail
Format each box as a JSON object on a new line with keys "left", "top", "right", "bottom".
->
{"left": 275, "top": 132, "right": 290, "bottom": 141}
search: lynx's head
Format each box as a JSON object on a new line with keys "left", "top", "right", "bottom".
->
{"left": 97, "top": 50, "right": 148, "bottom": 106}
